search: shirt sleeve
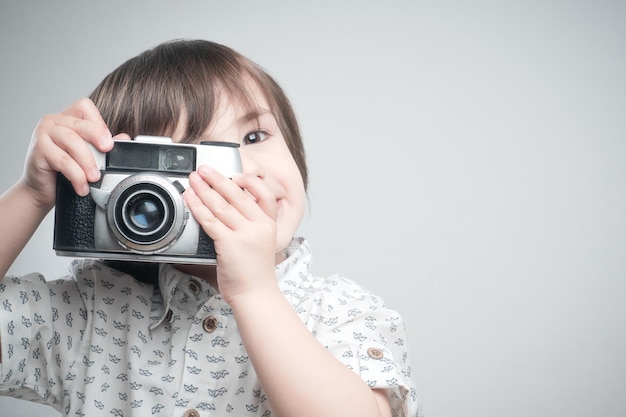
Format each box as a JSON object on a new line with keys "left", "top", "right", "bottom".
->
{"left": 0, "top": 272, "right": 88, "bottom": 411}
{"left": 304, "top": 274, "right": 421, "bottom": 417}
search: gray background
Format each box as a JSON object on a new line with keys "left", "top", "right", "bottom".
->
{"left": 1, "top": 1, "right": 625, "bottom": 416}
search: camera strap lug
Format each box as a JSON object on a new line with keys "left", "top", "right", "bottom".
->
{"left": 89, "top": 187, "right": 111, "bottom": 209}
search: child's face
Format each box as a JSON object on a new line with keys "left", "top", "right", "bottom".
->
{"left": 173, "top": 82, "right": 307, "bottom": 258}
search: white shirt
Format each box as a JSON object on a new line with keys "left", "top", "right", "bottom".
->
{"left": 0, "top": 238, "right": 420, "bottom": 416}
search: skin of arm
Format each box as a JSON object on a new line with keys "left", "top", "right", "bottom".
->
{"left": 0, "top": 182, "right": 52, "bottom": 279}
{"left": 0, "top": 98, "right": 120, "bottom": 279}
{"left": 229, "top": 284, "right": 392, "bottom": 417}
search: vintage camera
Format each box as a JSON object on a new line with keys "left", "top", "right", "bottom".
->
{"left": 54, "top": 136, "right": 242, "bottom": 264}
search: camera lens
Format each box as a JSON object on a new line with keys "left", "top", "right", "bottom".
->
{"left": 107, "top": 173, "right": 188, "bottom": 254}
{"left": 126, "top": 194, "right": 165, "bottom": 232}
{"left": 114, "top": 184, "right": 175, "bottom": 245}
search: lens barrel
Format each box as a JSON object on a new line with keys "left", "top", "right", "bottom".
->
{"left": 107, "top": 174, "right": 187, "bottom": 253}
{"left": 116, "top": 185, "right": 174, "bottom": 244}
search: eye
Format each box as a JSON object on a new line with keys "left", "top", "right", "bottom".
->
{"left": 243, "top": 130, "right": 269, "bottom": 145}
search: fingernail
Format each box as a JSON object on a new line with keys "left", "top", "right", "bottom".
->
{"left": 90, "top": 167, "right": 101, "bottom": 181}
{"left": 79, "top": 183, "right": 90, "bottom": 196}
{"left": 101, "top": 131, "right": 113, "bottom": 147}
{"left": 199, "top": 165, "right": 214, "bottom": 175}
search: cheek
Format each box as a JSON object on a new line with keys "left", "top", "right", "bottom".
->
{"left": 280, "top": 175, "right": 306, "bottom": 223}
{"left": 275, "top": 169, "right": 306, "bottom": 251}
{"left": 286, "top": 162, "right": 307, "bottom": 214}
{"left": 287, "top": 183, "right": 306, "bottom": 224}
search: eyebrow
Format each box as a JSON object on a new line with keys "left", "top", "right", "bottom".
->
{"left": 238, "top": 108, "right": 273, "bottom": 125}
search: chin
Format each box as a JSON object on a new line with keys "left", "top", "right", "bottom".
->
{"left": 273, "top": 231, "right": 291, "bottom": 255}
{"left": 275, "top": 205, "right": 305, "bottom": 253}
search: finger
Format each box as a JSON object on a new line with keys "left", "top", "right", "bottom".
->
{"left": 196, "top": 166, "right": 271, "bottom": 223}
{"left": 113, "top": 133, "right": 132, "bottom": 141}
{"left": 183, "top": 186, "right": 230, "bottom": 237}
{"left": 231, "top": 174, "right": 278, "bottom": 220}
{"left": 61, "top": 97, "right": 102, "bottom": 120}
{"left": 48, "top": 113, "right": 113, "bottom": 153}
{"left": 35, "top": 132, "right": 91, "bottom": 196}
{"left": 187, "top": 170, "right": 249, "bottom": 230}
{"left": 43, "top": 124, "right": 103, "bottom": 184}
{"left": 60, "top": 98, "right": 113, "bottom": 151}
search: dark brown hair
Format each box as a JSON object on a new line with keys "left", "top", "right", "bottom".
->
{"left": 89, "top": 39, "right": 308, "bottom": 189}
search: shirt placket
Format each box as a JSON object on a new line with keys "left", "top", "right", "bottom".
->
{"left": 172, "top": 279, "right": 233, "bottom": 417}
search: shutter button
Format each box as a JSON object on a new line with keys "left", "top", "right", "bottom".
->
{"left": 367, "top": 347, "right": 384, "bottom": 360}
{"left": 203, "top": 316, "right": 218, "bottom": 333}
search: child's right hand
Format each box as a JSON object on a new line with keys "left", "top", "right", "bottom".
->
{"left": 22, "top": 98, "right": 128, "bottom": 209}
{"left": 0, "top": 99, "right": 130, "bottom": 278}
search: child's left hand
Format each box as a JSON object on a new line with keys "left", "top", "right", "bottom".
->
{"left": 183, "top": 164, "right": 279, "bottom": 303}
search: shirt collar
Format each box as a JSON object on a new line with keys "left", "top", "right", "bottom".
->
{"left": 275, "top": 237, "right": 311, "bottom": 281}
{"left": 149, "top": 263, "right": 217, "bottom": 329}
{"left": 149, "top": 237, "right": 311, "bottom": 328}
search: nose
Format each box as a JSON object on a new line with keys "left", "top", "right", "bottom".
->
{"left": 239, "top": 150, "right": 265, "bottom": 179}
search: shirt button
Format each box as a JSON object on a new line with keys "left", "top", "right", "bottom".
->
{"left": 189, "top": 280, "right": 201, "bottom": 295}
{"left": 184, "top": 409, "right": 200, "bottom": 417}
{"left": 367, "top": 347, "right": 384, "bottom": 360}
{"left": 202, "top": 316, "right": 218, "bottom": 333}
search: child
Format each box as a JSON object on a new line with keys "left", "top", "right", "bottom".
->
{"left": 0, "top": 40, "right": 420, "bottom": 417}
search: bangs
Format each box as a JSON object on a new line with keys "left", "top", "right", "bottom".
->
{"left": 89, "top": 39, "right": 307, "bottom": 189}
{"left": 90, "top": 40, "right": 263, "bottom": 142}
